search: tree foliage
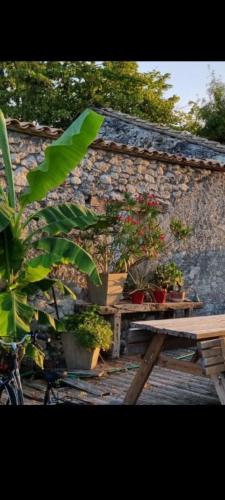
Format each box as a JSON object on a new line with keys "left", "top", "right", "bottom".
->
{"left": 180, "top": 73, "right": 225, "bottom": 143}
{"left": 0, "top": 61, "right": 181, "bottom": 128}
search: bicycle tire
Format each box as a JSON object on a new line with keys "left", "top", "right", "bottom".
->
{"left": 0, "top": 381, "right": 18, "bottom": 405}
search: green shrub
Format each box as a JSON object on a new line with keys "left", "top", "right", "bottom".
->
{"left": 64, "top": 306, "right": 113, "bottom": 351}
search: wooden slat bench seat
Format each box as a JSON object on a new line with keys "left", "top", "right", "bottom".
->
{"left": 198, "top": 338, "right": 225, "bottom": 404}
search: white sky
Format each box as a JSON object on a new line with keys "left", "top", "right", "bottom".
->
{"left": 138, "top": 61, "right": 225, "bottom": 110}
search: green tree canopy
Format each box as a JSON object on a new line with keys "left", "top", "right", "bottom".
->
{"left": 0, "top": 61, "right": 181, "bottom": 128}
{"left": 180, "top": 73, "right": 225, "bottom": 143}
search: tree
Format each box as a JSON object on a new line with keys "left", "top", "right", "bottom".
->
{"left": 180, "top": 73, "right": 225, "bottom": 143}
{"left": 0, "top": 61, "right": 181, "bottom": 128}
{"left": 196, "top": 74, "right": 225, "bottom": 143}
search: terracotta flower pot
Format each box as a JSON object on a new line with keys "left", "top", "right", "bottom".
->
{"left": 153, "top": 289, "right": 167, "bottom": 303}
{"left": 130, "top": 290, "right": 145, "bottom": 304}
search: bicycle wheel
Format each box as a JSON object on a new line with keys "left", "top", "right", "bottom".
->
{"left": 0, "top": 382, "right": 18, "bottom": 405}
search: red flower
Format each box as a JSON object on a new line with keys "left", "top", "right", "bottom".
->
{"left": 160, "top": 234, "right": 165, "bottom": 240}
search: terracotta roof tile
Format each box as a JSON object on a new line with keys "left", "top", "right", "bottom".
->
{"left": 91, "top": 139, "right": 225, "bottom": 172}
{"left": 6, "top": 118, "right": 63, "bottom": 139}
{"left": 5, "top": 116, "right": 225, "bottom": 172}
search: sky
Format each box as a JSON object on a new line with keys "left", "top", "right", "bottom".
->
{"left": 138, "top": 61, "right": 225, "bottom": 110}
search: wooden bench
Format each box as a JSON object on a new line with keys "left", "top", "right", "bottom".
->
{"left": 198, "top": 338, "right": 225, "bottom": 404}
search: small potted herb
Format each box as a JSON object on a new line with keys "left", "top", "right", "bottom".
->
{"left": 61, "top": 306, "right": 113, "bottom": 369}
{"left": 152, "top": 263, "right": 184, "bottom": 303}
{"left": 126, "top": 267, "right": 152, "bottom": 304}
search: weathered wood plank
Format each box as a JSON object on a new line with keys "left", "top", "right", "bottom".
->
{"left": 198, "top": 338, "right": 221, "bottom": 349}
{"left": 111, "top": 312, "right": 122, "bottom": 359}
{"left": 131, "top": 314, "right": 225, "bottom": 340}
{"left": 203, "top": 355, "right": 225, "bottom": 367}
{"left": 200, "top": 347, "right": 222, "bottom": 358}
{"left": 158, "top": 354, "right": 203, "bottom": 376}
{"left": 62, "top": 378, "right": 111, "bottom": 397}
{"left": 204, "top": 363, "right": 225, "bottom": 375}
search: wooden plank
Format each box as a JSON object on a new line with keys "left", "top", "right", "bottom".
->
{"left": 111, "top": 312, "right": 121, "bottom": 359}
{"left": 220, "top": 338, "right": 225, "bottom": 361}
{"left": 113, "top": 302, "right": 202, "bottom": 314}
{"left": 204, "top": 363, "right": 225, "bottom": 376}
{"left": 158, "top": 354, "right": 203, "bottom": 376}
{"left": 203, "top": 355, "right": 225, "bottom": 366}
{"left": 62, "top": 378, "right": 111, "bottom": 397}
{"left": 200, "top": 347, "right": 222, "bottom": 358}
{"left": 123, "top": 333, "right": 166, "bottom": 404}
{"left": 198, "top": 338, "right": 221, "bottom": 349}
{"left": 131, "top": 315, "right": 225, "bottom": 340}
{"left": 211, "top": 373, "right": 225, "bottom": 404}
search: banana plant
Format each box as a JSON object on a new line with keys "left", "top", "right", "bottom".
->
{"left": 0, "top": 108, "right": 104, "bottom": 367}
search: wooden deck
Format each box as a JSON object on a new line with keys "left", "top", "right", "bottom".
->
{"left": 21, "top": 349, "right": 220, "bottom": 405}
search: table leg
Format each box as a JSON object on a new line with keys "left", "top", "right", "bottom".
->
{"left": 111, "top": 312, "right": 122, "bottom": 359}
{"left": 190, "top": 350, "right": 199, "bottom": 363}
{"left": 184, "top": 308, "right": 193, "bottom": 317}
{"left": 123, "top": 333, "right": 166, "bottom": 405}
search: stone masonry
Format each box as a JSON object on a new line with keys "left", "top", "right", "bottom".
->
{"left": 2, "top": 112, "right": 225, "bottom": 316}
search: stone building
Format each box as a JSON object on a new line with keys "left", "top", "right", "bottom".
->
{"left": 2, "top": 107, "right": 225, "bottom": 316}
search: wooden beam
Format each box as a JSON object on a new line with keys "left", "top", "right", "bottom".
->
{"left": 111, "top": 312, "right": 122, "bottom": 359}
{"left": 123, "top": 333, "right": 166, "bottom": 404}
{"left": 158, "top": 354, "right": 203, "bottom": 376}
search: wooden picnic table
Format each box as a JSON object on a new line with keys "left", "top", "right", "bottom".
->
{"left": 74, "top": 300, "right": 203, "bottom": 359}
{"left": 123, "top": 314, "right": 225, "bottom": 405}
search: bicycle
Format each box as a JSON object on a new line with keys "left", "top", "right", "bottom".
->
{"left": 0, "top": 333, "right": 74, "bottom": 405}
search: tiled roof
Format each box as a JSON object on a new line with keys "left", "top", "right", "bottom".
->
{"left": 6, "top": 117, "right": 63, "bottom": 139}
{"left": 6, "top": 116, "right": 225, "bottom": 172}
{"left": 92, "top": 139, "right": 225, "bottom": 172}
{"left": 93, "top": 107, "right": 225, "bottom": 155}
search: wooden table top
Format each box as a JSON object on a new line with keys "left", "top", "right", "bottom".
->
{"left": 131, "top": 314, "right": 225, "bottom": 340}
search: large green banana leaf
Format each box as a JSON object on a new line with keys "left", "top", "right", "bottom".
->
{"left": 0, "top": 228, "right": 24, "bottom": 280}
{"left": 0, "top": 110, "right": 16, "bottom": 208}
{"left": 25, "top": 237, "right": 101, "bottom": 285}
{"left": 0, "top": 291, "right": 34, "bottom": 337}
{"left": 20, "top": 109, "right": 104, "bottom": 206}
{"left": 28, "top": 203, "right": 99, "bottom": 235}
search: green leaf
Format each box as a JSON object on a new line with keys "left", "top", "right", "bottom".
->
{"left": 0, "top": 291, "right": 34, "bottom": 338}
{"left": 25, "top": 237, "right": 101, "bottom": 285}
{"left": 0, "top": 227, "right": 24, "bottom": 280}
{"left": 20, "top": 109, "right": 104, "bottom": 206}
{"left": 28, "top": 203, "right": 99, "bottom": 235}
{"left": 26, "top": 343, "right": 45, "bottom": 369}
{"left": 0, "top": 202, "right": 14, "bottom": 232}
{"left": 20, "top": 278, "right": 57, "bottom": 295}
{"left": 0, "top": 109, "right": 16, "bottom": 208}
{"left": 35, "top": 309, "right": 64, "bottom": 332}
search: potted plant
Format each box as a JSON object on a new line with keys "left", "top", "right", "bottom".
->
{"left": 83, "top": 192, "right": 169, "bottom": 305}
{"left": 166, "top": 263, "right": 185, "bottom": 301}
{"left": 126, "top": 267, "right": 153, "bottom": 304}
{"left": 61, "top": 307, "right": 113, "bottom": 369}
{"left": 152, "top": 263, "right": 184, "bottom": 303}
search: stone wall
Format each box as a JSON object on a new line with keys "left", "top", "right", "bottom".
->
{"left": 1, "top": 129, "right": 225, "bottom": 315}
